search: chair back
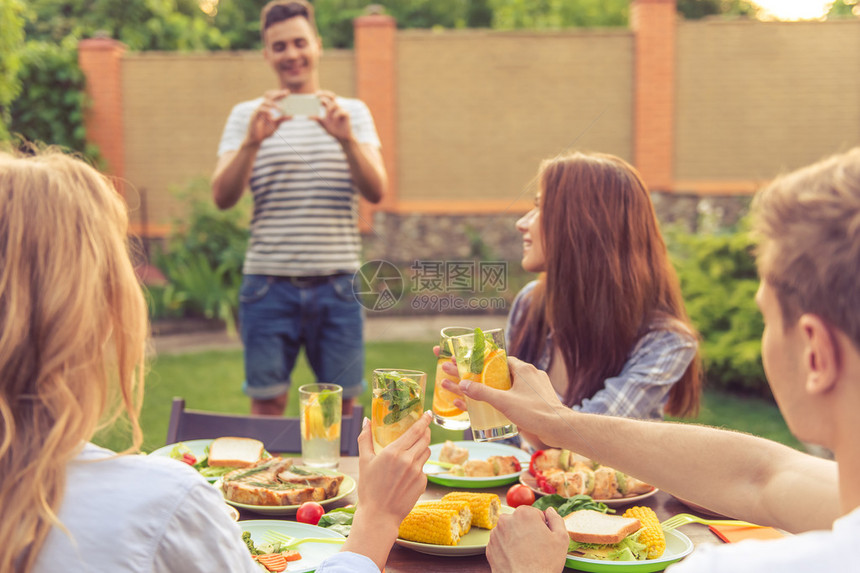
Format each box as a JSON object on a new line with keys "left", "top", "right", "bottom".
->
{"left": 165, "top": 397, "right": 363, "bottom": 456}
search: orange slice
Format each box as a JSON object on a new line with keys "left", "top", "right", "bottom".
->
{"left": 432, "top": 384, "right": 463, "bottom": 417}
{"left": 372, "top": 398, "right": 389, "bottom": 427}
{"left": 325, "top": 422, "right": 340, "bottom": 441}
{"left": 481, "top": 350, "right": 511, "bottom": 390}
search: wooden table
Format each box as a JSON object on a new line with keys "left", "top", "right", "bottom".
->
{"left": 236, "top": 457, "right": 722, "bottom": 572}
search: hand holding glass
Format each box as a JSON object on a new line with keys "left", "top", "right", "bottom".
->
{"left": 431, "top": 326, "right": 472, "bottom": 430}
{"left": 299, "top": 383, "right": 342, "bottom": 468}
{"left": 451, "top": 328, "right": 518, "bottom": 442}
{"left": 371, "top": 369, "right": 426, "bottom": 453}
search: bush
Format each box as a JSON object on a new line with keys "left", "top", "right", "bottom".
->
{"left": 151, "top": 177, "right": 250, "bottom": 333}
{"left": 8, "top": 38, "right": 100, "bottom": 162}
{"left": 668, "top": 221, "right": 769, "bottom": 397}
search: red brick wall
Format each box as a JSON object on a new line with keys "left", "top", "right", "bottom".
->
{"left": 631, "top": 0, "right": 676, "bottom": 191}
{"left": 78, "top": 38, "right": 126, "bottom": 193}
{"left": 354, "top": 14, "right": 397, "bottom": 230}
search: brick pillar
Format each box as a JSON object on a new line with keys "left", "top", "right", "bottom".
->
{"left": 354, "top": 12, "right": 397, "bottom": 231}
{"left": 78, "top": 38, "right": 126, "bottom": 193}
{"left": 631, "top": 0, "right": 676, "bottom": 191}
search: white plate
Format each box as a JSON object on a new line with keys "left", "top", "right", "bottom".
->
{"left": 218, "top": 472, "right": 356, "bottom": 516}
{"left": 395, "top": 505, "right": 515, "bottom": 556}
{"left": 519, "top": 471, "right": 659, "bottom": 508}
{"left": 239, "top": 519, "right": 345, "bottom": 572}
{"left": 149, "top": 439, "right": 220, "bottom": 482}
{"left": 423, "top": 441, "right": 530, "bottom": 488}
{"left": 564, "top": 528, "right": 694, "bottom": 572}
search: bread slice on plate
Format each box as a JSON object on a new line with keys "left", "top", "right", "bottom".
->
{"left": 208, "top": 437, "right": 264, "bottom": 468}
{"left": 563, "top": 510, "right": 641, "bottom": 545}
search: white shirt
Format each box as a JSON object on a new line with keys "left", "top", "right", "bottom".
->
{"left": 34, "top": 443, "right": 259, "bottom": 573}
{"left": 668, "top": 506, "right": 860, "bottom": 572}
{"left": 316, "top": 551, "right": 377, "bottom": 572}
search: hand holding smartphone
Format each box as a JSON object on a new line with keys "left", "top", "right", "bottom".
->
{"left": 279, "top": 94, "right": 323, "bottom": 117}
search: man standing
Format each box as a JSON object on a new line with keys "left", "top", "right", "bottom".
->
{"left": 212, "top": 0, "right": 386, "bottom": 415}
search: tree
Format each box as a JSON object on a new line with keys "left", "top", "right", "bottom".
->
{"left": 489, "top": 0, "right": 628, "bottom": 29}
{"left": 0, "top": 0, "right": 25, "bottom": 140}
{"left": 827, "top": 0, "right": 859, "bottom": 18}
{"left": 676, "top": 0, "right": 760, "bottom": 20}
{"left": 22, "top": 0, "right": 229, "bottom": 51}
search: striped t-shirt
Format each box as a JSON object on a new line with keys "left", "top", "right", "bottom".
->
{"left": 217, "top": 97, "right": 381, "bottom": 277}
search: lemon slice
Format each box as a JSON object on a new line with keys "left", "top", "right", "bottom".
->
{"left": 303, "top": 395, "right": 326, "bottom": 440}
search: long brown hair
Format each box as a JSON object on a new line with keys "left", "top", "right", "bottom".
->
{"left": 0, "top": 149, "right": 148, "bottom": 572}
{"left": 511, "top": 152, "right": 700, "bottom": 417}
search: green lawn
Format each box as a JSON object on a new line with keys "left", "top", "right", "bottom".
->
{"left": 93, "top": 341, "right": 801, "bottom": 454}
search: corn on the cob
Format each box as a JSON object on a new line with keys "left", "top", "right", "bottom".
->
{"left": 623, "top": 506, "right": 665, "bottom": 558}
{"left": 414, "top": 500, "right": 473, "bottom": 534}
{"left": 398, "top": 508, "right": 461, "bottom": 545}
{"left": 441, "top": 492, "right": 500, "bottom": 529}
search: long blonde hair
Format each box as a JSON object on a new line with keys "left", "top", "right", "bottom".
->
{"left": 0, "top": 149, "right": 148, "bottom": 572}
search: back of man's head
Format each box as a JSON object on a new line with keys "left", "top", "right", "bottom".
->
{"left": 753, "top": 147, "right": 860, "bottom": 347}
{"left": 260, "top": 0, "right": 317, "bottom": 41}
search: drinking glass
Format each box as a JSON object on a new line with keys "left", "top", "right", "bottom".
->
{"left": 431, "top": 326, "right": 472, "bottom": 430}
{"left": 371, "top": 369, "right": 426, "bottom": 453}
{"left": 298, "top": 383, "right": 342, "bottom": 468}
{"left": 450, "top": 328, "right": 518, "bottom": 442}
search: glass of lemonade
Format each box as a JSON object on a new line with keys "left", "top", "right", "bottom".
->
{"left": 299, "top": 383, "right": 342, "bottom": 468}
{"left": 451, "top": 328, "right": 518, "bottom": 442}
{"left": 431, "top": 327, "right": 472, "bottom": 430}
{"left": 371, "top": 369, "right": 426, "bottom": 453}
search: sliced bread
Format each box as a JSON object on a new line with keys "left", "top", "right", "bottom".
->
{"left": 563, "top": 509, "right": 641, "bottom": 545}
{"left": 208, "top": 437, "right": 264, "bottom": 467}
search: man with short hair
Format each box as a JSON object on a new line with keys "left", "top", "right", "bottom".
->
{"left": 447, "top": 148, "right": 860, "bottom": 572}
{"left": 213, "top": 0, "right": 386, "bottom": 415}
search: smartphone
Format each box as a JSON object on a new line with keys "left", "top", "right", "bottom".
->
{"left": 279, "top": 94, "right": 323, "bottom": 117}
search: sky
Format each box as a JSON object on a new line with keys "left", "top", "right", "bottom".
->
{"left": 752, "top": 0, "right": 842, "bottom": 19}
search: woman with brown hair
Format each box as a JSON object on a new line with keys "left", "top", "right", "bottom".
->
{"left": 508, "top": 151, "right": 701, "bottom": 449}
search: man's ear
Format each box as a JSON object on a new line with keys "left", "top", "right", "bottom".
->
{"left": 798, "top": 314, "right": 840, "bottom": 395}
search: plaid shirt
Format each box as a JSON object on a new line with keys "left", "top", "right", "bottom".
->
{"left": 506, "top": 281, "right": 697, "bottom": 420}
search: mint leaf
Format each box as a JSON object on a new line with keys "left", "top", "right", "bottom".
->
{"left": 378, "top": 374, "right": 421, "bottom": 424}
{"left": 318, "top": 389, "right": 339, "bottom": 427}
{"left": 470, "top": 328, "right": 485, "bottom": 374}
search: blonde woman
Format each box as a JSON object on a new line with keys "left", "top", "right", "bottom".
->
{"left": 0, "top": 150, "right": 430, "bottom": 572}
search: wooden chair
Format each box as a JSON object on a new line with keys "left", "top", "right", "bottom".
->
{"left": 165, "top": 397, "right": 364, "bottom": 456}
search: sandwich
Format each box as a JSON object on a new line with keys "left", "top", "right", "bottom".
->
{"left": 563, "top": 510, "right": 649, "bottom": 561}
{"left": 208, "top": 437, "right": 265, "bottom": 468}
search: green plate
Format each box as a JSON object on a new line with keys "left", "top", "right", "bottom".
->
{"left": 395, "top": 505, "right": 515, "bottom": 556}
{"left": 565, "top": 529, "right": 694, "bottom": 572}
{"left": 423, "top": 441, "right": 530, "bottom": 488}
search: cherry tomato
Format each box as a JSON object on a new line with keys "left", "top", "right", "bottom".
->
{"left": 296, "top": 501, "right": 325, "bottom": 526}
{"left": 506, "top": 484, "right": 536, "bottom": 508}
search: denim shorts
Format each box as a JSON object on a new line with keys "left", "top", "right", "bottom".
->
{"left": 238, "top": 274, "right": 366, "bottom": 400}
